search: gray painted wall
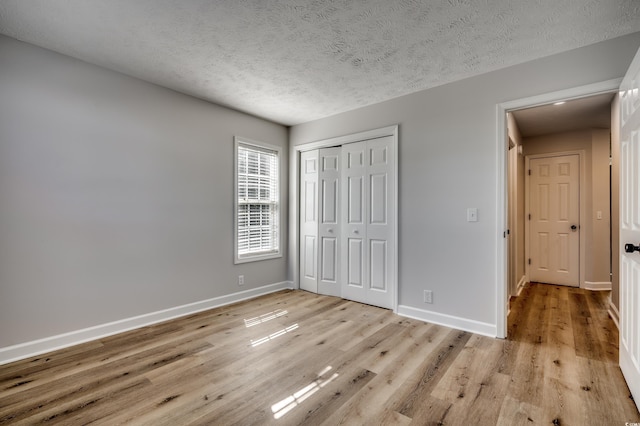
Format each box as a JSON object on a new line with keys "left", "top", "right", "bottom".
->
{"left": 0, "top": 36, "right": 289, "bottom": 347}
{"left": 2, "top": 30, "right": 639, "bottom": 349}
{"left": 290, "top": 32, "right": 640, "bottom": 327}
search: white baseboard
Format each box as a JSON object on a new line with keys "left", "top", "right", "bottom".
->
{"left": 516, "top": 276, "right": 527, "bottom": 296}
{"left": 583, "top": 281, "right": 612, "bottom": 291}
{"left": 0, "top": 281, "right": 293, "bottom": 366}
{"left": 608, "top": 298, "right": 620, "bottom": 330}
{"left": 397, "top": 305, "right": 496, "bottom": 338}
{"left": 509, "top": 275, "right": 528, "bottom": 315}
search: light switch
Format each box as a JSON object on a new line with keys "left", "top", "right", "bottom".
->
{"left": 467, "top": 208, "right": 478, "bottom": 222}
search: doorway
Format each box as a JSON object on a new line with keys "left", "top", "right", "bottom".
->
{"left": 509, "top": 94, "right": 614, "bottom": 298}
{"left": 495, "top": 79, "right": 621, "bottom": 338}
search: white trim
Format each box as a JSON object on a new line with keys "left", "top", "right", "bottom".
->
{"left": 583, "top": 281, "right": 612, "bottom": 291}
{"left": 498, "top": 79, "right": 622, "bottom": 112}
{"left": 397, "top": 305, "right": 497, "bottom": 338}
{"left": 496, "top": 78, "right": 621, "bottom": 339}
{"left": 295, "top": 126, "right": 398, "bottom": 153}
{"left": 234, "top": 137, "right": 284, "bottom": 264}
{"left": 524, "top": 151, "right": 586, "bottom": 289}
{"left": 496, "top": 102, "right": 509, "bottom": 339}
{"left": 290, "top": 125, "right": 399, "bottom": 312}
{"left": 608, "top": 298, "right": 620, "bottom": 330}
{"left": 508, "top": 277, "right": 527, "bottom": 316}
{"left": 0, "top": 281, "right": 293, "bottom": 366}
{"left": 516, "top": 275, "right": 527, "bottom": 296}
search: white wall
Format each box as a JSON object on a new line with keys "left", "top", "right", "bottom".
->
{"left": 290, "top": 32, "right": 640, "bottom": 332}
{"left": 0, "top": 36, "right": 289, "bottom": 349}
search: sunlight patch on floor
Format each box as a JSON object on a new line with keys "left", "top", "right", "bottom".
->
{"left": 250, "top": 324, "right": 299, "bottom": 347}
{"left": 271, "top": 366, "right": 339, "bottom": 419}
{"left": 244, "top": 309, "right": 288, "bottom": 327}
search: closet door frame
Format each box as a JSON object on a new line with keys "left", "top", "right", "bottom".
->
{"left": 290, "top": 125, "right": 399, "bottom": 312}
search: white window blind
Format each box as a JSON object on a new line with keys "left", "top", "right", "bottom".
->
{"left": 236, "top": 142, "right": 279, "bottom": 260}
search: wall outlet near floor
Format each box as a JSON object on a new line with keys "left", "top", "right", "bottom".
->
{"left": 423, "top": 290, "right": 433, "bottom": 304}
{"left": 238, "top": 275, "right": 244, "bottom": 286}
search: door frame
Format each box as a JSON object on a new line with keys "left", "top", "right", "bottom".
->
{"left": 524, "top": 151, "right": 586, "bottom": 288}
{"left": 495, "top": 78, "right": 621, "bottom": 338}
{"left": 289, "top": 125, "right": 399, "bottom": 312}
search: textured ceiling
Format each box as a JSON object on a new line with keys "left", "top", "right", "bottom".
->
{"left": 0, "top": 1, "right": 639, "bottom": 126}
{"left": 512, "top": 92, "right": 615, "bottom": 138}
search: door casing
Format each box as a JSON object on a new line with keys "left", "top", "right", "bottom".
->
{"left": 496, "top": 78, "right": 622, "bottom": 338}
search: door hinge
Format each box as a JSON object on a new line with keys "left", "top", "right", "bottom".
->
{"left": 528, "top": 258, "right": 532, "bottom": 265}
{"left": 528, "top": 214, "right": 531, "bottom": 220}
{"left": 528, "top": 169, "right": 531, "bottom": 176}
{"left": 503, "top": 229, "right": 510, "bottom": 238}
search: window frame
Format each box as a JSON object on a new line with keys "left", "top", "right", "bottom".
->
{"left": 234, "top": 137, "right": 282, "bottom": 264}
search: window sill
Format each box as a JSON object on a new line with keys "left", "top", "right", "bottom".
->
{"left": 235, "top": 251, "right": 282, "bottom": 264}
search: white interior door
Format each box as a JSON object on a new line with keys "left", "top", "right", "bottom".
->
{"left": 299, "top": 150, "right": 319, "bottom": 293}
{"left": 619, "top": 47, "right": 640, "bottom": 411}
{"left": 341, "top": 141, "right": 367, "bottom": 304}
{"left": 529, "top": 154, "right": 580, "bottom": 286}
{"left": 318, "top": 147, "right": 341, "bottom": 297}
{"left": 341, "top": 136, "right": 395, "bottom": 309}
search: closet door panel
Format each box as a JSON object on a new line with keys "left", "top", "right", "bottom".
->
{"left": 341, "top": 142, "right": 368, "bottom": 304}
{"left": 299, "top": 150, "right": 319, "bottom": 293}
{"left": 370, "top": 173, "right": 387, "bottom": 224}
{"left": 364, "top": 136, "right": 395, "bottom": 308}
{"left": 347, "top": 238, "right": 364, "bottom": 287}
{"left": 370, "top": 239, "right": 387, "bottom": 291}
{"left": 318, "top": 147, "right": 341, "bottom": 296}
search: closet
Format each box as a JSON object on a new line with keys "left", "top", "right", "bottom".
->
{"left": 299, "top": 135, "right": 395, "bottom": 309}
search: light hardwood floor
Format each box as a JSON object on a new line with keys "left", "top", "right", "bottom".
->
{"left": 1, "top": 283, "right": 638, "bottom": 425}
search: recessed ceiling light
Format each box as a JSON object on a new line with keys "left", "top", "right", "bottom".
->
{"left": 553, "top": 101, "right": 566, "bottom": 106}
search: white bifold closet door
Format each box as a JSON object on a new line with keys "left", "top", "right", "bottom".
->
{"left": 317, "top": 148, "right": 341, "bottom": 296}
{"left": 299, "top": 150, "right": 319, "bottom": 293}
{"left": 341, "top": 137, "right": 395, "bottom": 309}
{"left": 300, "top": 147, "right": 342, "bottom": 296}
{"left": 299, "top": 136, "right": 395, "bottom": 310}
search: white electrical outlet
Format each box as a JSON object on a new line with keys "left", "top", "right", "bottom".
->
{"left": 424, "top": 290, "right": 433, "bottom": 304}
{"left": 238, "top": 275, "right": 244, "bottom": 286}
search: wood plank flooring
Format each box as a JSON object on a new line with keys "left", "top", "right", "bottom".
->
{"left": 1, "top": 283, "right": 638, "bottom": 425}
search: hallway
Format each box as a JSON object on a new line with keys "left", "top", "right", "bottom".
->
{"left": 506, "top": 282, "right": 638, "bottom": 424}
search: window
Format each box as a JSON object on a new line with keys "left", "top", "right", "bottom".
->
{"left": 235, "top": 138, "right": 281, "bottom": 263}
